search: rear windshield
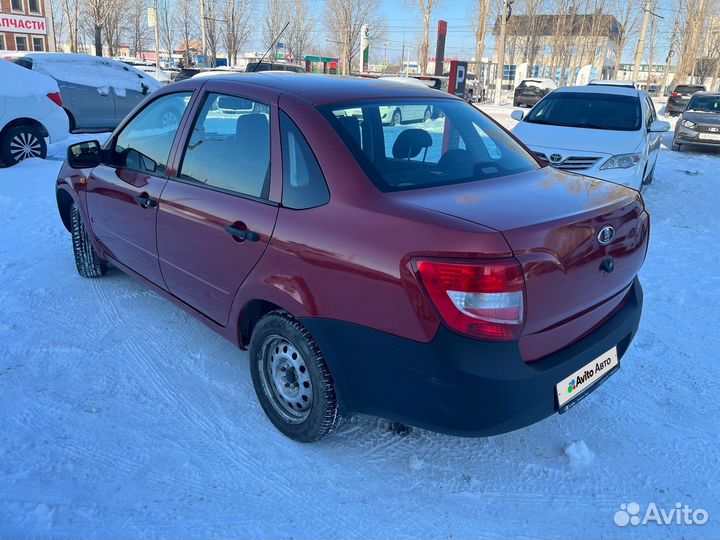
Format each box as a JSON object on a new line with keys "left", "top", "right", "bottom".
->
{"left": 686, "top": 95, "right": 720, "bottom": 112}
{"left": 675, "top": 85, "right": 705, "bottom": 94}
{"left": 519, "top": 80, "right": 544, "bottom": 88}
{"left": 320, "top": 99, "right": 538, "bottom": 192}
{"left": 525, "top": 92, "right": 641, "bottom": 131}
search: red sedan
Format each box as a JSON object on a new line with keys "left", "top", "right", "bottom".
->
{"left": 56, "top": 74, "right": 649, "bottom": 442}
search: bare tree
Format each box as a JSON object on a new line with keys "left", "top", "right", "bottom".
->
{"left": 60, "top": 0, "right": 80, "bottom": 52}
{"left": 611, "top": 0, "right": 641, "bottom": 76}
{"left": 127, "top": 0, "right": 149, "bottom": 57}
{"left": 325, "top": 0, "right": 380, "bottom": 75}
{"left": 473, "top": 0, "right": 491, "bottom": 75}
{"left": 263, "top": 0, "right": 286, "bottom": 61}
{"left": 204, "top": 0, "right": 220, "bottom": 66}
{"left": 285, "top": 0, "right": 315, "bottom": 64}
{"left": 222, "top": 0, "right": 252, "bottom": 66}
{"left": 157, "top": 0, "right": 175, "bottom": 58}
{"left": 413, "top": 0, "right": 438, "bottom": 75}
{"left": 174, "top": 0, "right": 199, "bottom": 66}
{"left": 102, "top": 0, "right": 127, "bottom": 57}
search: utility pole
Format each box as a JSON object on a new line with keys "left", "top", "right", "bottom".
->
{"left": 632, "top": 0, "right": 651, "bottom": 82}
{"left": 661, "top": 17, "right": 678, "bottom": 94}
{"left": 494, "top": 0, "right": 508, "bottom": 105}
{"left": 153, "top": 0, "right": 160, "bottom": 68}
{"left": 199, "top": 0, "right": 207, "bottom": 66}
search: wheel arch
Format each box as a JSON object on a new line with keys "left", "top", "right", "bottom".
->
{"left": 56, "top": 186, "right": 76, "bottom": 232}
{"left": 0, "top": 117, "right": 49, "bottom": 140}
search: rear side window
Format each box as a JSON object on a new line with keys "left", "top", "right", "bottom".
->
{"left": 112, "top": 92, "right": 192, "bottom": 174}
{"left": 675, "top": 85, "right": 705, "bottom": 94}
{"left": 280, "top": 112, "right": 330, "bottom": 209}
{"left": 178, "top": 93, "right": 271, "bottom": 199}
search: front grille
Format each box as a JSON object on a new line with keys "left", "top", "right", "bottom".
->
{"left": 535, "top": 152, "right": 601, "bottom": 171}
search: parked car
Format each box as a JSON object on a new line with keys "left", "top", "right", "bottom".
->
{"left": 513, "top": 78, "right": 557, "bottom": 107}
{"left": 173, "top": 67, "right": 203, "bottom": 82}
{"left": 511, "top": 85, "right": 669, "bottom": 190}
{"left": 666, "top": 84, "right": 706, "bottom": 116}
{"left": 0, "top": 59, "right": 68, "bottom": 166}
{"left": 442, "top": 71, "right": 485, "bottom": 102}
{"left": 12, "top": 53, "right": 161, "bottom": 131}
{"left": 245, "top": 62, "right": 306, "bottom": 73}
{"left": 588, "top": 79, "right": 636, "bottom": 88}
{"left": 672, "top": 92, "right": 720, "bottom": 151}
{"left": 56, "top": 74, "right": 649, "bottom": 442}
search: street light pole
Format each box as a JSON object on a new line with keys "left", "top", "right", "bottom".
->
{"left": 153, "top": 0, "right": 160, "bottom": 68}
{"left": 632, "top": 0, "right": 652, "bottom": 83}
{"left": 494, "top": 0, "right": 508, "bottom": 105}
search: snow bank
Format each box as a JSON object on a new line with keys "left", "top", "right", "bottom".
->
{"left": 1, "top": 58, "right": 58, "bottom": 98}
{"left": 27, "top": 53, "right": 161, "bottom": 95}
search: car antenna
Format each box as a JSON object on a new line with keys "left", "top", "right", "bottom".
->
{"left": 252, "top": 22, "right": 290, "bottom": 72}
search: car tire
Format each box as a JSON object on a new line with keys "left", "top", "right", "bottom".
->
{"left": 250, "top": 310, "right": 345, "bottom": 443}
{"left": 0, "top": 125, "right": 47, "bottom": 166}
{"left": 672, "top": 141, "right": 682, "bottom": 151}
{"left": 423, "top": 106, "right": 432, "bottom": 122}
{"left": 71, "top": 203, "right": 107, "bottom": 278}
{"left": 158, "top": 106, "right": 181, "bottom": 127}
{"left": 390, "top": 109, "right": 402, "bottom": 126}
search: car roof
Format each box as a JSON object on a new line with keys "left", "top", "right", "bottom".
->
{"left": 687, "top": 91, "right": 719, "bottom": 97}
{"left": 588, "top": 79, "right": 636, "bottom": 87}
{"left": 189, "top": 72, "right": 451, "bottom": 104}
{"left": 553, "top": 85, "right": 643, "bottom": 97}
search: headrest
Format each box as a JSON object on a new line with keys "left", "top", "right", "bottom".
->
{"left": 236, "top": 113, "right": 269, "bottom": 138}
{"left": 336, "top": 115, "right": 362, "bottom": 147}
{"left": 392, "top": 129, "right": 432, "bottom": 159}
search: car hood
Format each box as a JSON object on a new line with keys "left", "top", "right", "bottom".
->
{"left": 513, "top": 122, "right": 642, "bottom": 155}
{"left": 682, "top": 111, "right": 720, "bottom": 126}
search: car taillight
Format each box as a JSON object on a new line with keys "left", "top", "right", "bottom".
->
{"left": 416, "top": 259, "right": 525, "bottom": 341}
{"left": 46, "top": 92, "right": 62, "bottom": 107}
{"left": 670, "top": 92, "right": 680, "bottom": 97}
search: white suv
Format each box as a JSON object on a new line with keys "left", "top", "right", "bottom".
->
{"left": 0, "top": 59, "right": 68, "bottom": 166}
{"left": 510, "top": 85, "right": 669, "bottom": 190}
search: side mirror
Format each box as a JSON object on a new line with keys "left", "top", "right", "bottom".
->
{"left": 67, "top": 140, "right": 102, "bottom": 169}
{"left": 649, "top": 119, "right": 671, "bottom": 132}
{"left": 141, "top": 83, "right": 149, "bottom": 96}
{"left": 511, "top": 110, "right": 525, "bottom": 121}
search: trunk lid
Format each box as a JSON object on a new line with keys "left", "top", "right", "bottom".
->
{"left": 392, "top": 166, "right": 649, "bottom": 340}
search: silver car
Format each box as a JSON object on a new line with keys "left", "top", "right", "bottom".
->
{"left": 12, "top": 53, "right": 161, "bottom": 131}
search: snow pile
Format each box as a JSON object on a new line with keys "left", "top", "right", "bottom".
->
{"left": 28, "top": 53, "right": 161, "bottom": 95}
{"left": 564, "top": 440, "right": 595, "bottom": 468}
{"left": 1, "top": 58, "right": 58, "bottom": 97}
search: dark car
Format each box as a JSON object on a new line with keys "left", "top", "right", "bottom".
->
{"left": 56, "top": 74, "right": 649, "bottom": 442}
{"left": 173, "top": 67, "right": 203, "bottom": 82}
{"left": 513, "top": 78, "right": 557, "bottom": 107}
{"left": 666, "top": 84, "right": 706, "bottom": 115}
{"left": 245, "top": 62, "right": 306, "bottom": 73}
{"left": 672, "top": 92, "right": 720, "bottom": 151}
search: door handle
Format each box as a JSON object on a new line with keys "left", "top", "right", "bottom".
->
{"left": 134, "top": 193, "right": 157, "bottom": 208}
{"left": 224, "top": 224, "right": 260, "bottom": 242}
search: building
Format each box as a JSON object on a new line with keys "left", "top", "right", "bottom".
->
{"left": 0, "top": 0, "right": 51, "bottom": 52}
{"left": 494, "top": 13, "right": 622, "bottom": 87}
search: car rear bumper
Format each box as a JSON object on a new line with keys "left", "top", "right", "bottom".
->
{"left": 42, "top": 106, "right": 70, "bottom": 143}
{"left": 302, "top": 278, "right": 643, "bottom": 437}
{"left": 514, "top": 95, "right": 541, "bottom": 106}
{"left": 666, "top": 101, "right": 686, "bottom": 113}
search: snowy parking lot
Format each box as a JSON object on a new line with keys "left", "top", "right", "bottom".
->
{"left": 1, "top": 102, "right": 719, "bottom": 538}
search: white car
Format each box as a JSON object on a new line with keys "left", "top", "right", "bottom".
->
{"left": 0, "top": 59, "right": 68, "bottom": 166}
{"left": 510, "top": 85, "right": 670, "bottom": 190}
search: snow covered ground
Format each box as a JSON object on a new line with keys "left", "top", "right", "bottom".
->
{"left": 1, "top": 102, "right": 719, "bottom": 539}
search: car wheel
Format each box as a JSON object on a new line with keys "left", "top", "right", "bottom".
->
{"left": 390, "top": 109, "right": 402, "bottom": 126}
{"left": 423, "top": 106, "right": 432, "bottom": 122}
{"left": 250, "top": 310, "right": 345, "bottom": 442}
{"left": 71, "top": 203, "right": 107, "bottom": 278}
{"left": 158, "top": 107, "right": 180, "bottom": 127}
{"left": 672, "top": 141, "right": 682, "bottom": 151}
{"left": 1, "top": 125, "right": 47, "bottom": 166}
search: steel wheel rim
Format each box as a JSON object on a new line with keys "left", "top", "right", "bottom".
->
{"left": 160, "top": 111, "right": 177, "bottom": 127}
{"left": 9, "top": 132, "right": 41, "bottom": 161}
{"left": 259, "top": 334, "right": 313, "bottom": 424}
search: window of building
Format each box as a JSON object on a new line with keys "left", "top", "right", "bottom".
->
{"left": 0, "top": 35, "right": 5, "bottom": 51}
{"left": 28, "top": 0, "right": 40, "bottom": 12}
{"left": 32, "top": 37, "right": 44, "bottom": 51}
{"left": 10, "top": 0, "right": 24, "bottom": 12}
{"left": 15, "top": 36, "right": 28, "bottom": 51}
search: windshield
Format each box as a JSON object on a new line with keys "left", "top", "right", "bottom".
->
{"left": 686, "top": 96, "right": 720, "bottom": 112}
{"left": 525, "top": 92, "right": 641, "bottom": 131}
{"left": 320, "top": 99, "right": 538, "bottom": 192}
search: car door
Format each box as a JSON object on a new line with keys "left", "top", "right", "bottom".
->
{"left": 156, "top": 85, "right": 280, "bottom": 325}
{"left": 86, "top": 91, "right": 193, "bottom": 288}
{"left": 645, "top": 96, "right": 661, "bottom": 171}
